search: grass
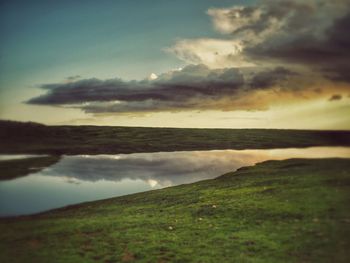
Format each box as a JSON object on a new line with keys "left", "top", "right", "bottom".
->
{"left": 0, "top": 156, "right": 61, "bottom": 180}
{"left": 1, "top": 120, "right": 350, "bottom": 154}
{"left": 0, "top": 158, "right": 349, "bottom": 262}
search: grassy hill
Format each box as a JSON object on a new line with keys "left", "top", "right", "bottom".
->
{"left": 1, "top": 158, "right": 349, "bottom": 262}
{"left": 1, "top": 120, "right": 350, "bottom": 154}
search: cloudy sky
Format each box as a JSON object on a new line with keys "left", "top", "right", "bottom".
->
{"left": 1, "top": 0, "right": 349, "bottom": 129}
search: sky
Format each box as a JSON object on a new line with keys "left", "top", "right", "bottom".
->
{"left": 0, "top": 0, "right": 349, "bottom": 129}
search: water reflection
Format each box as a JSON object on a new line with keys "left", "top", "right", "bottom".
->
{"left": 0, "top": 147, "right": 349, "bottom": 216}
{"left": 0, "top": 154, "right": 47, "bottom": 161}
{"left": 41, "top": 147, "right": 350, "bottom": 187}
{"left": 42, "top": 152, "right": 244, "bottom": 187}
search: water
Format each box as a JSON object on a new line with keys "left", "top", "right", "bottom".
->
{"left": 0, "top": 147, "right": 349, "bottom": 216}
{"left": 0, "top": 154, "right": 47, "bottom": 161}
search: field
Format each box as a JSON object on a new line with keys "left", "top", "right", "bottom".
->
{"left": 1, "top": 158, "right": 349, "bottom": 262}
{"left": 1, "top": 120, "right": 350, "bottom": 155}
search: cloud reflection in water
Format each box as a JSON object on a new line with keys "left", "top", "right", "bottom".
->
{"left": 41, "top": 147, "right": 350, "bottom": 187}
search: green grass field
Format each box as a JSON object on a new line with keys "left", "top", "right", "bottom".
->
{"left": 1, "top": 158, "right": 349, "bottom": 262}
{"left": 1, "top": 120, "right": 350, "bottom": 154}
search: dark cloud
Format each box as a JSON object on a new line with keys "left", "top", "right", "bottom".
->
{"left": 219, "top": 1, "right": 318, "bottom": 37}
{"left": 65, "top": 75, "right": 81, "bottom": 81}
{"left": 329, "top": 94, "right": 342, "bottom": 101}
{"left": 250, "top": 67, "right": 297, "bottom": 89}
{"left": 27, "top": 64, "right": 254, "bottom": 113}
{"left": 237, "top": 1, "right": 350, "bottom": 82}
{"left": 204, "top": 0, "right": 350, "bottom": 82}
{"left": 27, "top": 64, "right": 302, "bottom": 113}
{"left": 28, "top": 64, "right": 244, "bottom": 105}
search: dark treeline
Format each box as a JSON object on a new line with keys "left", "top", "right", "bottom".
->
{"left": 1, "top": 120, "right": 350, "bottom": 154}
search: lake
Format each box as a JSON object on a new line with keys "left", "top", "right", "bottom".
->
{"left": 1, "top": 146, "right": 350, "bottom": 217}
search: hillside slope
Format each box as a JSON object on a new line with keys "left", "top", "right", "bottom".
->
{"left": 1, "top": 158, "right": 349, "bottom": 262}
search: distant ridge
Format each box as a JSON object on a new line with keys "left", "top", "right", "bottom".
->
{"left": 1, "top": 120, "right": 350, "bottom": 155}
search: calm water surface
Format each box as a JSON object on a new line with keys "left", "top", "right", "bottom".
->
{"left": 0, "top": 154, "right": 47, "bottom": 161}
{"left": 1, "top": 147, "right": 349, "bottom": 216}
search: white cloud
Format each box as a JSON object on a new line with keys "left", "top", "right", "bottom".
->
{"left": 167, "top": 38, "right": 252, "bottom": 68}
{"left": 148, "top": 73, "right": 158, "bottom": 80}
